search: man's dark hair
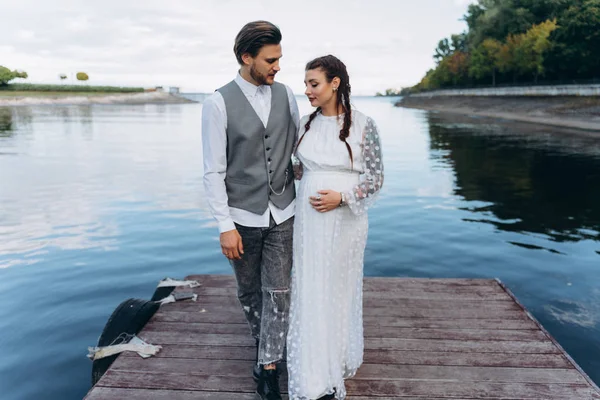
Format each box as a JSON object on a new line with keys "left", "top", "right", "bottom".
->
{"left": 234, "top": 21, "right": 282, "bottom": 65}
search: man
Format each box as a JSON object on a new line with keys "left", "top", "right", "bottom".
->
{"left": 201, "top": 20, "right": 299, "bottom": 400}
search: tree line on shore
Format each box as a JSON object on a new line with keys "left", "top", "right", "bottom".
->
{"left": 405, "top": 0, "right": 599, "bottom": 94}
{"left": 0, "top": 66, "right": 145, "bottom": 93}
{"left": 0, "top": 66, "right": 90, "bottom": 87}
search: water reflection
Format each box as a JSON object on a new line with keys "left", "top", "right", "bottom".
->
{"left": 427, "top": 113, "right": 600, "bottom": 243}
{"left": 0, "top": 108, "right": 13, "bottom": 136}
{"left": 0, "top": 104, "right": 210, "bottom": 269}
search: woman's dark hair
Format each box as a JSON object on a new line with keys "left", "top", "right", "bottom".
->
{"left": 234, "top": 21, "right": 282, "bottom": 65}
{"left": 297, "top": 55, "right": 353, "bottom": 168}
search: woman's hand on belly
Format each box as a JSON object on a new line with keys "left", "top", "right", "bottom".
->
{"left": 309, "top": 190, "right": 342, "bottom": 213}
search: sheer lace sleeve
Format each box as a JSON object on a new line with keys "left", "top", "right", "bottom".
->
{"left": 343, "top": 117, "right": 384, "bottom": 215}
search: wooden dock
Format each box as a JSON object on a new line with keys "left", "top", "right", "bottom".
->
{"left": 85, "top": 275, "right": 600, "bottom": 399}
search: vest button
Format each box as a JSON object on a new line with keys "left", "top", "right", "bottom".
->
{"left": 266, "top": 147, "right": 271, "bottom": 151}
{"left": 269, "top": 170, "right": 273, "bottom": 173}
{"left": 268, "top": 158, "right": 272, "bottom": 162}
{"left": 265, "top": 135, "right": 269, "bottom": 139}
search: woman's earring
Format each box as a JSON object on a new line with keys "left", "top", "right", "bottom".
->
{"left": 333, "top": 87, "right": 338, "bottom": 92}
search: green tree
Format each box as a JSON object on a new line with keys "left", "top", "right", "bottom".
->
{"left": 514, "top": 19, "right": 558, "bottom": 82}
{"left": 429, "top": 61, "right": 453, "bottom": 88}
{"left": 462, "top": 2, "right": 486, "bottom": 36}
{"left": 450, "top": 33, "right": 468, "bottom": 53}
{"left": 446, "top": 52, "right": 470, "bottom": 85}
{"left": 465, "top": 0, "right": 538, "bottom": 47}
{"left": 0, "top": 66, "right": 28, "bottom": 85}
{"left": 433, "top": 38, "right": 452, "bottom": 64}
{"left": 546, "top": 0, "right": 600, "bottom": 79}
{"left": 497, "top": 34, "right": 523, "bottom": 83}
{"left": 469, "top": 38, "right": 503, "bottom": 85}
{"left": 434, "top": 34, "right": 468, "bottom": 64}
{"left": 76, "top": 72, "right": 89, "bottom": 82}
{"left": 425, "top": 54, "right": 468, "bottom": 89}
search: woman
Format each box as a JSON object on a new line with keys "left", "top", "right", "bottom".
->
{"left": 287, "top": 55, "right": 384, "bottom": 400}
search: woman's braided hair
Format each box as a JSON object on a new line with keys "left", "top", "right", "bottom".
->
{"left": 297, "top": 55, "right": 353, "bottom": 168}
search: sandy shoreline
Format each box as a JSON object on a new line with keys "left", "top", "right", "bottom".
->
{"left": 397, "top": 96, "right": 600, "bottom": 132}
{"left": 0, "top": 92, "right": 196, "bottom": 106}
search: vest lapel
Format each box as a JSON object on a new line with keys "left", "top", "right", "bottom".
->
{"left": 229, "top": 81, "right": 268, "bottom": 129}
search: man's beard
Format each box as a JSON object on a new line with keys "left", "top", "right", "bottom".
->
{"left": 250, "top": 65, "right": 271, "bottom": 86}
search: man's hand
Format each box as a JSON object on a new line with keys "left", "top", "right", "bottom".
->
{"left": 220, "top": 229, "right": 244, "bottom": 260}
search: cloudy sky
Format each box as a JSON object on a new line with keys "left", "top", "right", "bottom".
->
{"left": 2, "top": 0, "right": 470, "bottom": 95}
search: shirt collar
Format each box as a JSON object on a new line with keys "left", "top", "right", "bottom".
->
{"left": 235, "top": 72, "right": 269, "bottom": 97}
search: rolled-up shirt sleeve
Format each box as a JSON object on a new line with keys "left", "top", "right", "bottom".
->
{"left": 201, "top": 93, "right": 235, "bottom": 233}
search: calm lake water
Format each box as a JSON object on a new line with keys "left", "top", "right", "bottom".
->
{"left": 0, "top": 97, "right": 599, "bottom": 399}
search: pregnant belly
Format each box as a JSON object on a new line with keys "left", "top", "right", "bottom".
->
{"left": 298, "top": 170, "right": 360, "bottom": 199}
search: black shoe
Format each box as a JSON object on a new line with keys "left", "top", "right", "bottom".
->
{"left": 317, "top": 393, "right": 335, "bottom": 400}
{"left": 255, "top": 368, "right": 282, "bottom": 400}
{"left": 253, "top": 363, "right": 261, "bottom": 382}
{"left": 317, "top": 388, "right": 336, "bottom": 399}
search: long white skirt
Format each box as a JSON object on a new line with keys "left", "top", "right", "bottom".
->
{"left": 287, "top": 170, "right": 367, "bottom": 400}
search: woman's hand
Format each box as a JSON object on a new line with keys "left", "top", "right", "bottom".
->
{"left": 309, "top": 190, "right": 342, "bottom": 213}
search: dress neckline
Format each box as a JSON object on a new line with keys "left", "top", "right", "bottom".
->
{"left": 318, "top": 112, "right": 345, "bottom": 121}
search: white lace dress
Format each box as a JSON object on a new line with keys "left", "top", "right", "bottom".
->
{"left": 287, "top": 110, "right": 384, "bottom": 400}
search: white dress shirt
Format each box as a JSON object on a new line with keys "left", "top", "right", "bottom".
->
{"left": 202, "top": 73, "right": 300, "bottom": 233}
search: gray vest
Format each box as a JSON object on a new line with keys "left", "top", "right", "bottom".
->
{"left": 218, "top": 80, "right": 296, "bottom": 215}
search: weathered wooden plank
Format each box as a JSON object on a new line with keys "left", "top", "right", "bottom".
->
{"left": 361, "top": 349, "right": 571, "bottom": 368}
{"left": 137, "top": 331, "right": 254, "bottom": 346}
{"left": 109, "top": 357, "right": 585, "bottom": 384}
{"left": 138, "top": 331, "right": 559, "bottom": 354}
{"left": 193, "top": 285, "right": 513, "bottom": 301}
{"left": 142, "top": 321, "right": 547, "bottom": 342}
{"left": 186, "top": 274, "right": 501, "bottom": 288}
{"left": 356, "top": 363, "right": 586, "bottom": 384}
{"left": 184, "top": 293, "right": 520, "bottom": 309}
{"left": 171, "top": 294, "right": 521, "bottom": 311}
{"left": 364, "top": 298, "right": 519, "bottom": 310}
{"left": 344, "top": 379, "right": 597, "bottom": 399}
{"left": 187, "top": 274, "right": 506, "bottom": 291}
{"left": 97, "top": 370, "right": 596, "bottom": 399}
{"left": 96, "top": 370, "right": 268, "bottom": 391}
{"left": 364, "top": 326, "right": 546, "bottom": 341}
{"left": 109, "top": 357, "right": 266, "bottom": 377}
{"left": 120, "top": 344, "right": 572, "bottom": 368}
{"left": 151, "top": 311, "right": 537, "bottom": 330}
{"left": 364, "top": 280, "right": 505, "bottom": 293}
{"left": 159, "top": 303, "right": 527, "bottom": 320}
{"left": 360, "top": 316, "right": 537, "bottom": 330}
{"left": 364, "top": 337, "right": 560, "bottom": 353}
{"left": 84, "top": 387, "right": 258, "bottom": 400}
{"left": 119, "top": 344, "right": 257, "bottom": 360}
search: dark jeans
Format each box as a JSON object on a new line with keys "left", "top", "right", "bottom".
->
{"left": 231, "top": 215, "right": 293, "bottom": 366}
